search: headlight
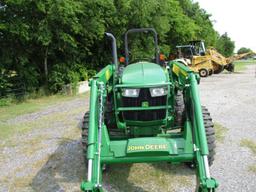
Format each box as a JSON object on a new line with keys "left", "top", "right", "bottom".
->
{"left": 122, "top": 88, "right": 140, "bottom": 97}
{"left": 150, "top": 87, "right": 168, "bottom": 97}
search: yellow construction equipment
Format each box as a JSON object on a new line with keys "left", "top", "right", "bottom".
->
{"left": 172, "top": 40, "right": 255, "bottom": 77}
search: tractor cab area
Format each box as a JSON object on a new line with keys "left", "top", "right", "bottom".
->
{"left": 104, "top": 28, "right": 173, "bottom": 136}
{"left": 124, "top": 28, "right": 161, "bottom": 65}
{"left": 115, "top": 28, "right": 172, "bottom": 133}
{"left": 174, "top": 40, "right": 214, "bottom": 77}
{"left": 176, "top": 40, "right": 206, "bottom": 60}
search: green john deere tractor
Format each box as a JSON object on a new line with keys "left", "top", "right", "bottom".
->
{"left": 81, "top": 28, "right": 218, "bottom": 192}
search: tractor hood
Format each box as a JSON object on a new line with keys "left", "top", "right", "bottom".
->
{"left": 121, "top": 62, "right": 167, "bottom": 85}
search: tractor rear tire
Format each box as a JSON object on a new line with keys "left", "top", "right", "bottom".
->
{"left": 202, "top": 106, "right": 216, "bottom": 166}
{"left": 208, "top": 69, "right": 213, "bottom": 76}
{"left": 213, "top": 65, "right": 224, "bottom": 74}
{"left": 225, "top": 63, "right": 235, "bottom": 72}
{"left": 199, "top": 69, "right": 209, "bottom": 77}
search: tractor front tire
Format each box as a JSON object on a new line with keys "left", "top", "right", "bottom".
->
{"left": 202, "top": 106, "right": 216, "bottom": 166}
{"left": 81, "top": 111, "right": 110, "bottom": 172}
{"left": 81, "top": 112, "right": 89, "bottom": 154}
{"left": 199, "top": 69, "right": 209, "bottom": 77}
{"left": 174, "top": 91, "right": 185, "bottom": 127}
{"left": 187, "top": 106, "right": 216, "bottom": 168}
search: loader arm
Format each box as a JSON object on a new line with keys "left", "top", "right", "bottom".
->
{"left": 171, "top": 61, "right": 218, "bottom": 191}
{"left": 81, "top": 65, "right": 114, "bottom": 192}
{"left": 226, "top": 51, "right": 256, "bottom": 64}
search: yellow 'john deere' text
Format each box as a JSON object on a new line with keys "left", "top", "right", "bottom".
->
{"left": 127, "top": 144, "right": 168, "bottom": 151}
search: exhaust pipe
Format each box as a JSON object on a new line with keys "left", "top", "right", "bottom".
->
{"left": 105, "top": 33, "right": 118, "bottom": 70}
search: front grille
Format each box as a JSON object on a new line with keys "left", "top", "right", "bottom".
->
{"left": 121, "top": 89, "right": 166, "bottom": 121}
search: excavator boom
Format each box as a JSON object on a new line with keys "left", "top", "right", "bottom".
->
{"left": 226, "top": 51, "right": 256, "bottom": 64}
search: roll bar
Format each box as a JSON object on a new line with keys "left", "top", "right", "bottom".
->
{"left": 124, "top": 28, "right": 160, "bottom": 65}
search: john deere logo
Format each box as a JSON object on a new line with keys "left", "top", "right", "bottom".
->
{"left": 142, "top": 101, "right": 149, "bottom": 107}
{"left": 127, "top": 144, "right": 168, "bottom": 151}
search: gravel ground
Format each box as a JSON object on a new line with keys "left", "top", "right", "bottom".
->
{"left": 0, "top": 65, "right": 255, "bottom": 192}
{"left": 0, "top": 98, "right": 89, "bottom": 192}
{"left": 200, "top": 65, "right": 256, "bottom": 191}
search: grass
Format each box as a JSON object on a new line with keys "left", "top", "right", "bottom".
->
{"left": 233, "top": 59, "right": 256, "bottom": 72}
{"left": 240, "top": 139, "right": 256, "bottom": 173}
{"left": 0, "top": 122, "right": 33, "bottom": 141}
{"left": 0, "top": 92, "right": 89, "bottom": 121}
{"left": 105, "top": 163, "right": 193, "bottom": 191}
{"left": 249, "top": 165, "right": 256, "bottom": 173}
{"left": 0, "top": 105, "right": 84, "bottom": 141}
{"left": 240, "top": 139, "right": 256, "bottom": 155}
{"left": 0, "top": 93, "right": 88, "bottom": 140}
{"left": 214, "top": 122, "right": 228, "bottom": 143}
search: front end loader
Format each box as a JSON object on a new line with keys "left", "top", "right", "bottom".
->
{"left": 173, "top": 40, "right": 256, "bottom": 77}
{"left": 80, "top": 28, "right": 218, "bottom": 192}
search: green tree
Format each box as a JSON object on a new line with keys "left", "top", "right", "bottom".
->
{"left": 0, "top": 0, "right": 231, "bottom": 95}
{"left": 166, "top": 0, "right": 199, "bottom": 51}
{"left": 0, "top": 0, "right": 114, "bottom": 92}
{"left": 237, "top": 47, "right": 252, "bottom": 54}
{"left": 216, "top": 32, "right": 235, "bottom": 57}
{"left": 178, "top": 0, "right": 218, "bottom": 47}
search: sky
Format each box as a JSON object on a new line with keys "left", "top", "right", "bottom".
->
{"left": 195, "top": 0, "right": 256, "bottom": 52}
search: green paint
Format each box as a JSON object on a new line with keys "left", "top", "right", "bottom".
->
{"left": 81, "top": 30, "right": 218, "bottom": 192}
{"left": 142, "top": 101, "right": 149, "bottom": 107}
{"left": 121, "top": 62, "right": 167, "bottom": 85}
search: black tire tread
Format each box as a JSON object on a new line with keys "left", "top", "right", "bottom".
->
{"left": 81, "top": 111, "right": 125, "bottom": 153}
{"left": 199, "top": 69, "right": 209, "bottom": 77}
{"left": 81, "top": 112, "right": 89, "bottom": 154}
{"left": 202, "top": 106, "right": 216, "bottom": 166}
{"left": 174, "top": 91, "right": 185, "bottom": 127}
{"left": 213, "top": 64, "right": 224, "bottom": 74}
